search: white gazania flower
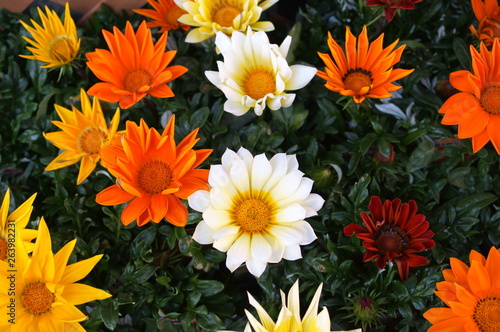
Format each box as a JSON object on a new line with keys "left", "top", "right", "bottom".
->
{"left": 220, "top": 280, "right": 362, "bottom": 332}
{"left": 174, "top": 0, "right": 278, "bottom": 43}
{"left": 188, "top": 147, "right": 325, "bottom": 277}
{"left": 205, "top": 28, "right": 318, "bottom": 116}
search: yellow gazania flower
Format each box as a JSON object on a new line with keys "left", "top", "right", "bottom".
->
{"left": 19, "top": 3, "right": 81, "bottom": 68}
{"left": 0, "top": 218, "right": 111, "bottom": 331}
{"left": 317, "top": 25, "right": 414, "bottom": 104}
{"left": 221, "top": 280, "right": 361, "bottom": 332}
{"left": 174, "top": 0, "right": 278, "bottom": 43}
{"left": 0, "top": 189, "right": 37, "bottom": 259}
{"left": 44, "top": 89, "right": 121, "bottom": 185}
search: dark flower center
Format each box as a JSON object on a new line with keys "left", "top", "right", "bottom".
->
{"left": 374, "top": 223, "right": 409, "bottom": 254}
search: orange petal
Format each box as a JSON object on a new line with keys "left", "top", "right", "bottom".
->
{"left": 96, "top": 184, "right": 134, "bottom": 206}
{"left": 121, "top": 195, "right": 151, "bottom": 225}
{"left": 165, "top": 195, "right": 188, "bottom": 226}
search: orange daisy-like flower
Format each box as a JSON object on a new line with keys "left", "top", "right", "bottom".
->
{"left": 134, "top": 0, "right": 190, "bottom": 32}
{"left": 86, "top": 21, "right": 188, "bottom": 109}
{"left": 344, "top": 196, "right": 435, "bottom": 281}
{"left": 424, "top": 247, "right": 500, "bottom": 331}
{"left": 317, "top": 25, "right": 414, "bottom": 104}
{"left": 439, "top": 39, "right": 500, "bottom": 154}
{"left": 96, "top": 116, "right": 212, "bottom": 227}
{"left": 470, "top": 0, "right": 500, "bottom": 47}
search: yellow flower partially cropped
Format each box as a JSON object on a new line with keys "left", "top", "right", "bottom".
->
{"left": 44, "top": 89, "right": 121, "bottom": 185}
{"left": 0, "top": 189, "right": 37, "bottom": 259}
{"left": 174, "top": 0, "right": 278, "bottom": 43}
{"left": 19, "top": 3, "right": 81, "bottom": 68}
{"left": 221, "top": 280, "right": 361, "bottom": 332}
{"left": 0, "top": 218, "right": 111, "bottom": 331}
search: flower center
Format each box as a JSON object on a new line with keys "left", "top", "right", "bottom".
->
{"left": 49, "top": 35, "right": 76, "bottom": 63}
{"left": 78, "top": 126, "right": 107, "bottom": 155}
{"left": 138, "top": 160, "right": 173, "bottom": 194}
{"left": 234, "top": 198, "right": 272, "bottom": 233}
{"left": 213, "top": 4, "right": 241, "bottom": 27}
{"left": 0, "top": 237, "right": 7, "bottom": 261}
{"left": 374, "top": 224, "right": 408, "bottom": 254}
{"left": 343, "top": 68, "right": 373, "bottom": 95}
{"left": 245, "top": 70, "right": 276, "bottom": 100}
{"left": 124, "top": 69, "right": 153, "bottom": 93}
{"left": 474, "top": 297, "right": 500, "bottom": 332}
{"left": 21, "top": 282, "right": 55, "bottom": 315}
{"left": 480, "top": 86, "right": 500, "bottom": 115}
{"left": 166, "top": 6, "right": 186, "bottom": 27}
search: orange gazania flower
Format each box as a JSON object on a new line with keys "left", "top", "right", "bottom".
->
{"left": 439, "top": 39, "right": 500, "bottom": 154}
{"left": 470, "top": 0, "right": 500, "bottom": 47}
{"left": 317, "top": 25, "right": 414, "bottom": 104}
{"left": 344, "top": 196, "right": 435, "bottom": 281}
{"left": 366, "top": 0, "right": 423, "bottom": 22}
{"left": 134, "top": 0, "right": 190, "bottom": 32}
{"left": 424, "top": 247, "right": 500, "bottom": 331}
{"left": 96, "top": 116, "right": 212, "bottom": 227}
{"left": 86, "top": 21, "right": 188, "bottom": 109}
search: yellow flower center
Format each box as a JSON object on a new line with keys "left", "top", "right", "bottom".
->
{"left": 374, "top": 224, "right": 408, "bottom": 254}
{"left": 480, "top": 86, "right": 500, "bottom": 115}
{"left": 166, "top": 6, "right": 186, "bottom": 27}
{"left": 49, "top": 35, "right": 77, "bottom": 63}
{"left": 124, "top": 69, "right": 153, "bottom": 93}
{"left": 0, "top": 237, "right": 7, "bottom": 261}
{"left": 21, "top": 282, "right": 55, "bottom": 315}
{"left": 343, "top": 68, "right": 373, "bottom": 95}
{"left": 138, "top": 160, "right": 173, "bottom": 194}
{"left": 234, "top": 198, "right": 272, "bottom": 233}
{"left": 78, "top": 126, "right": 107, "bottom": 155}
{"left": 245, "top": 70, "right": 276, "bottom": 100}
{"left": 474, "top": 297, "right": 500, "bottom": 332}
{"left": 213, "top": 3, "right": 241, "bottom": 27}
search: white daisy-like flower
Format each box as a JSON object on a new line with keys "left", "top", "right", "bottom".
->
{"left": 174, "top": 0, "right": 278, "bottom": 43}
{"left": 221, "top": 280, "right": 362, "bottom": 332}
{"left": 205, "top": 28, "right": 318, "bottom": 116}
{"left": 188, "top": 147, "right": 325, "bottom": 277}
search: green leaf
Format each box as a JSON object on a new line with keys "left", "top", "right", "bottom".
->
{"left": 192, "top": 279, "right": 224, "bottom": 297}
{"left": 100, "top": 299, "right": 119, "bottom": 330}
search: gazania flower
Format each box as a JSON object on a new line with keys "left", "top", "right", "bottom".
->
{"left": 343, "top": 290, "right": 387, "bottom": 331}
{"left": 344, "top": 196, "right": 435, "bottom": 281}
{"left": 438, "top": 39, "right": 500, "bottom": 154}
{"left": 222, "top": 280, "right": 361, "bottom": 332}
{"left": 96, "top": 116, "right": 212, "bottom": 227}
{"left": 0, "top": 189, "right": 37, "bottom": 259}
{"left": 44, "top": 89, "right": 121, "bottom": 185}
{"left": 470, "top": 0, "right": 500, "bottom": 47}
{"left": 86, "top": 21, "right": 188, "bottom": 109}
{"left": 0, "top": 218, "right": 111, "bottom": 331}
{"left": 134, "top": 0, "right": 190, "bottom": 32}
{"left": 174, "top": 0, "right": 278, "bottom": 43}
{"left": 366, "top": 0, "right": 423, "bottom": 22}
{"left": 205, "top": 28, "right": 317, "bottom": 116}
{"left": 19, "top": 3, "right": 80, "bottom": 68}
{"left": 188, "top": 147, "right": 324, "bottom": 277}
{"left": 317, "top": 25, "right": 414, "bottom": 104}
{"left": 424, "top": 247, "right": 500, "bottom": 331}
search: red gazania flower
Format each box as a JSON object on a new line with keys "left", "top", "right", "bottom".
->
{"left": 470, "top": 0, "right": 500, "bottom": 47}
{"left": 134, "top": 0, "right": 190, "bottom": 33}
{"left": 344, "top": 196, "right": 435, "bottom": 281}
{"left": 96, "top": 115, "right": 212, "bottom": 227}
{"left": 86, "top": 21, "right": 187, "bottom": 109}
{"left": 424, "top": 247, "right": 500, "bottom": 331}
{"left": 366, "top": 0, "right": 423, "bottom": 22}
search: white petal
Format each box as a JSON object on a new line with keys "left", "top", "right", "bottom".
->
{"left": 215, "top": 31, "right": 233, "bottom": 53}
{"left": 251, "top": 154, "right": 272, "bottom": 192}
{"left": 208, "top": 164, "right": 239, "bottom": 197}
{"left": 221, "top": 149, "right": 240, "bottom": 172}
{"left": 226, "top": 233, "right": 251, "bottom": 272}
{"left": 250, "top": 233, "right": 272, "bottom": 262}
{"left": 229, "top": 159, "right": 251, "bottom": 193}
{"left": 261, "top": 153, "right": 288, "bottom": 192}
{"left": 274, "top": 203, "right": 306, "bottom": 223}
{"left": 263, "top": 233, "right": 285, "bottom": 263}
{"left": 315, "top": 308, "right": 331, "bottom": 331}
{"left": 269, "top": 225, "right": 303, "bottom": 245}
{"left": 187, "top": 190, "right": 211, "bottom": 212}
{"left": 220, "top": 84, "right": 245, "bottom": 101}
{"left": 205, "top": 70, "right": 221, "bottom": 86}
{"left": 286, "top": 280, "right": 301, "bottom": 324}
{"left": 237, "top": 147, "right": 255, "bottom": 173}
{"left": 225, "top": 100, "right": 251, "bottom": 116}
{"left": 213, "top": 232, "right": 240, "bottom": 252}
{"left": 213, "top": 224, "right": 240, "bottom": 240}
{"left": 279, "top": 36, "right": 291, "bottom": 57}
{"left": 267, "top": 95, "right": 284, "bottom": 110}
{"left": 286, "top": 154, "right": 299, "bottom": 171}
{"left": 285, "top": 65, "right": 317, "bottom": 90}
{"left": 276, "top": 178, "right": 313, "bottom": 206}
{"left": 283, "top": 244, "right": 302, "bottom": 260}
{"left": 210, "top": 187, "right": 235, "bottom": 210}
{"left": 269, "top": 169, "right": 304, "bottom": 202}
{"left": 302, "top": 193, "right": 325, "bottom": 217}
{"left": 203, "top": 207, "right": 232, "bottom": 229}
{"left": 289, "top": 220, "right": 317, "bottom": 245}
{"left": 246, "top": 257, "right": 267, "bottom": 277}
{"left": 192, "top": 220, "right": 215, "bottom": 245}
{"left": 302, "top": 283, "right": 323, "bottom": 329}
